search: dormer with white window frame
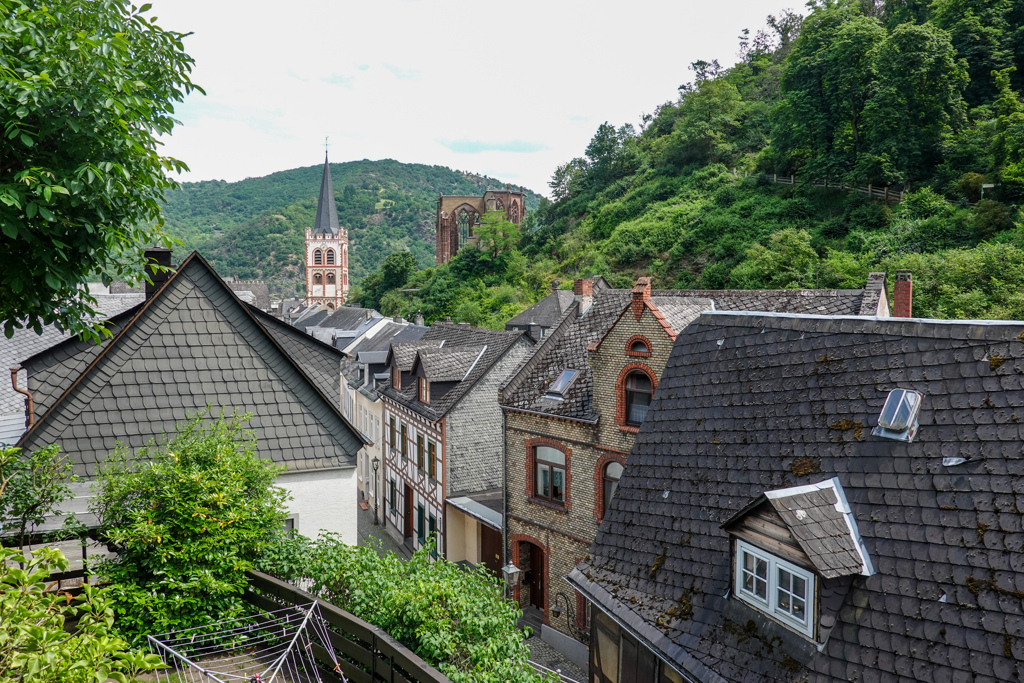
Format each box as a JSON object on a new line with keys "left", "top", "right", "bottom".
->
{"left": 418, "top": 377, "right": 430, "bottom": 405}
{"left": 721, "top": 478, "right": 873, "bottom": 640}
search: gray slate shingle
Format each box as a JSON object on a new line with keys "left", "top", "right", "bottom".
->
{"left": 18, "top": 253, "right": 360, "bottom": 478}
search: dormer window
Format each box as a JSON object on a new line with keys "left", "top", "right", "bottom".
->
{"left": 872, "top": 389, "right": 923, "bottom": 442}
{"left": 625, "top": 372, "right": 653, "bottom": 426}
{"left": 545, "top": 369, "right": 579, "bottom": 400}
{"left": 735, "top": 540, "right": 815, "bottom": 637}
{"left": 391, "top": 366, "right": 401, "bottom": 390}
{"left": 626, "top": 336, "right": 652, "bottom": 357}
{"left": 418, "top": 377, "right": 429, "bottom": 404}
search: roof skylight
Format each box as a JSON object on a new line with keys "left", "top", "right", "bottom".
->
{"left": 872, "top": 389, "right": 923, "bottom": 442}
{"left": 545, "top": 369, "right": 580, "bottom": 400}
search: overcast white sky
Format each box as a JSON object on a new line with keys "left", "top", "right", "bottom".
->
{"left": 153, "top": 0, "right": 796, "bottom": 196}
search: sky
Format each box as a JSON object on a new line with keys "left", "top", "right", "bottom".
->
{"left": 153, "top": 0, "right": 797, "bottom": 196}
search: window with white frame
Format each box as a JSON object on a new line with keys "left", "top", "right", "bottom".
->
{"left": 735, "top": 540, "right": 815, "bottom": 637}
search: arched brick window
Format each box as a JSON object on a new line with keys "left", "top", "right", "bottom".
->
{"left": 625, "top": 335, "right": 652, "bottom": 357}
{"left": 525, "top": 438, "right": 571, "bottom": 511}
{"left": 313, "top": 273, "right": 323, "bottom": 285}
{"left": 326, "top": 249, "right": 336, "bottom": 265}
{"left": 615, "top": 363, "right": 657, "bottom": 432}
{"left": 313, "top": 249, "right": 323, "bottom": 265}
{"left": 326, "top": 272, "right": 336, "bottom": 284}
{"left": 594, "top": 453, "right": 627, "bottom": 519}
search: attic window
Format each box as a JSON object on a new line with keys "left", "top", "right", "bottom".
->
{"left": 871, "top": 389, "right": 923, "bottom": 442}
{"left": 735, "top": 540, "right": 815, "bottom": 637}
{"left": 545, "top": 369, "right": 580, "bottom": 400}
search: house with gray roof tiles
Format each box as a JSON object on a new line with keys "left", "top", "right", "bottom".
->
{"left": 571, "top": 310, "right": 1024, "bottom": 683}
{"left": 14, "top": 251, "right": 365, "bottom": 543}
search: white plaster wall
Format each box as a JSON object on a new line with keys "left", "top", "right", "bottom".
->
{"left": 277, "top": 467, "right": 357, "bottom": 544}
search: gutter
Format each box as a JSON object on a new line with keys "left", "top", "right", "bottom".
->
{"left": 9, "top": 367, "right": 33, "bottom": 428}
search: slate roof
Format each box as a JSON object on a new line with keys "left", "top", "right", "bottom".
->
{"left": 0, "top": 288, "right": 144, "bottom": 414}
{"left": 570, "top": 311, "right": 1024, "bottom": 683}
{"left": 500, "top": 289, "right": 712, "bottom": 421}
{"left": 413, "top": 346, "right": 485, "bottom": 382}
{"left": 18, "top": 252, "right": 362, "bottom": 478}
{"left": 505, "top": 290, "right": 575, "bottom": 328}
{"left": 381, "top": 324, "right": 529, "bottom": 421}
{"left": 317, "top": 306, "right": 381, "bottom": 331}
{"left": 654, "top": 286, "right": 874, "bottom": 316}
{"left": 313, "top": 153, "right": 340, "bottom": 236}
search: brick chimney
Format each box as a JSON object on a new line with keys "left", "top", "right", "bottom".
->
{"left": 551, "top": 280, "right": 560, "bottom": 293}
{"left": 573, "top": 279, "right": 593, "bottom": 296}
{"left": 144, "top": 247, "right": 173, "bottom": 300}
{"left": 631, "top": 277, "right": 652, "bottom": 319}
{"left": 893, "top": 272, "right": 912, "bottom": 318}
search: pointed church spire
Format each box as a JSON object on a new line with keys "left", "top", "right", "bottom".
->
{"left": 313, "top": 152, "right": 340, "bottom": 235}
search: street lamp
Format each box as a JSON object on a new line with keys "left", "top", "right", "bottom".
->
{"left": 502, "top": 561, "right": 521, "bottom": 599}
{"left": 371, "top": 456, "right": 380, "bottom": 526}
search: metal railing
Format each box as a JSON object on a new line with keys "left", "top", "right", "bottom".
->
{"left": 245, "top": 570, "right": 452, "bottom": 683}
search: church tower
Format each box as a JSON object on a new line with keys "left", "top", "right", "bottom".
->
{"left": 305, "top": 153, "right": 349, "bottom": 309}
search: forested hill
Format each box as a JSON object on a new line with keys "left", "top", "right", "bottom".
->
{"left": 356, "top": 0, "right": 1024, "bottom": 326}
{"left": 159, "top": 159, "right": 541, "bottom": 298}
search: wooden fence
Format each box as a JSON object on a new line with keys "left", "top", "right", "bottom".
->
{"left": 245, "top": 570, "right": 452, "bottom": 683}
{"left": 731, "top": 169, "right": 907, "bottom": 203}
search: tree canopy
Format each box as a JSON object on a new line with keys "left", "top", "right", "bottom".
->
{"left": 0, "top": 0, "right": 200, "bottom": 339}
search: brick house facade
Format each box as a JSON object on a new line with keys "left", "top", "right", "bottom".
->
{"left": 500, "top": 274, "right": 893, "bottom": 661}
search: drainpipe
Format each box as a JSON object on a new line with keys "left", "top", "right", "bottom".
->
{"left": 10, "top": 367, "right": 33, "bottom": 428}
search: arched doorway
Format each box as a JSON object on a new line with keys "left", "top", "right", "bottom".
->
{"left": 518, "top": 540, "right": 546, "bottom": 611}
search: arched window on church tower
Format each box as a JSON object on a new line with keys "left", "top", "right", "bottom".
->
{"left": 314, "top": 249, "right": 323, "bottom": 265}
{"left": 326, "top": 249, "right": 335, "bottom": 265}
{"left": 313, "top": 273, "right": 323, "bottom": 285}
{"left": 327, "top": 272, "right": 336, "bottom": 284}
{"left": 510, "top": 201, "right": 520, "bottom": 224}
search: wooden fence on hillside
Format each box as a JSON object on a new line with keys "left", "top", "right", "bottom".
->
{"left": 731, "top": 169, "right": 908, "bottom": 203}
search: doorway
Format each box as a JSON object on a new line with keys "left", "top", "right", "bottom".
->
{"left": 404, "top": 484, "right": 413, "bottom": 539}
{"left": 480, "top": 525, "right": 502, "bottom": 576}
{"left": 528, "top": 543, "right": 545, "bottom": 610}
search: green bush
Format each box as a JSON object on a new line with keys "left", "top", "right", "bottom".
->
{"left": 255, "top": 533, "right": 553, "bottom": 683}
{"left": 92, "top": 411, "right": 288, "bottom": 642}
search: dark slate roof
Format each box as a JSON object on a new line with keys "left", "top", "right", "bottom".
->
{"left": 505, "top": 290, "right": 576, "bottom": 328}
{"left": 18, "top": 252, "right": 362, "bottom": 478}
{"left": 313, "top": 154, "right": 340, "bottom": 236}
{"left": 653, "top": 287, "right": 870, "bottom": 316}
{"left": 316, "top": 306, "right": 381, "bottom": 332}
{"left": 726, "top": 478, "right": 870, "bottom": 579}
{"left": 570, "top": 311, "right": 1024, "bottom": 683}
{"left": 500, "top": 289, "right": 712, "bottom": 421}
{"left": 1, "top": 289, "right": 144, "bottom": 414}
{"left": 351, "top": 322, "right": 429, "bottom": 358}
{"left": 381, "top": 324, "right": 529, "bottom": 420}
{"left": 223, "top": 280, "right": 271, "bottom": 311}
{"left": 293, "top": 306, "right": 332, "bottom": 330}
{"left": 413, "top": 346, "right": 485, "bottom": 382}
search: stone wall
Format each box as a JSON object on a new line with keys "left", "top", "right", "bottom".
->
{"left": 446, "top": 336, "right": 534, "bottom": 495}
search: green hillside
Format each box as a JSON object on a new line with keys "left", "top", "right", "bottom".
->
{"left": 356, "top": 0, "right": 1024, "bottom": 325}
{"left": 159, "top": 159, "right": 542, "bottom": 298}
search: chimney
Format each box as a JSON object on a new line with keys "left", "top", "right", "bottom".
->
{"left": 415, "top": 311, "right": 425, "bottom": 326}
{"left": 458, "top": 321, "right": 471, "bottom": 328}
{"left": 394, "top": 315, "right": 405, "bottom": 324}
{"left": 573, "top": 279, "right": 593, "bottom": 296}
{"left": 893, "top": 272, "right": 912, "bottom": 318}
{"left": 631, "top": 277, "right": 652, "bottom": 320}
{"left": 550, "top": 280, "right": 560, "bottom": 293}
{"left": 144, "top": 247, "right": 173, "bottom": 300}
{"left": 444, "top": 315, "right": 453, "bottom": 325}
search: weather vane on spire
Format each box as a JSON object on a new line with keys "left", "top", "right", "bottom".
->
{"left": 324, "top": 136, "right": 329, "bottom": 157}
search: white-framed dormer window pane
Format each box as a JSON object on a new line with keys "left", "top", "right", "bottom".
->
{"left": 735, "top": 540, "right": 814, "bottom": 637}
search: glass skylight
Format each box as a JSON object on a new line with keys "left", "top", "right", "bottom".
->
{"left": 545, "top": 369, "right": 580, "bottom": 399}
{"left": 872, "top": 389, "right": 923, "bottom": 442}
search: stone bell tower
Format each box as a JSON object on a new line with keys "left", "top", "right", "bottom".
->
{"left": 305, "top": 153, "right": 348, "bottom": 308}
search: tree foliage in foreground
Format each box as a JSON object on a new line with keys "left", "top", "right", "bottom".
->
{"left": 0, "top": 444, "right": 82, "bottom": 552}
{"left": 256, "top": 533, "right": 554, "bottom": 683}
{"left": 0, "top": 0, "right": 201, "bottom": 339}
{"left": 0, "top": 546, "right": 164, "bottom": 683}
{"left": 92, "top": 411, "right": 288, "bottom": 642}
